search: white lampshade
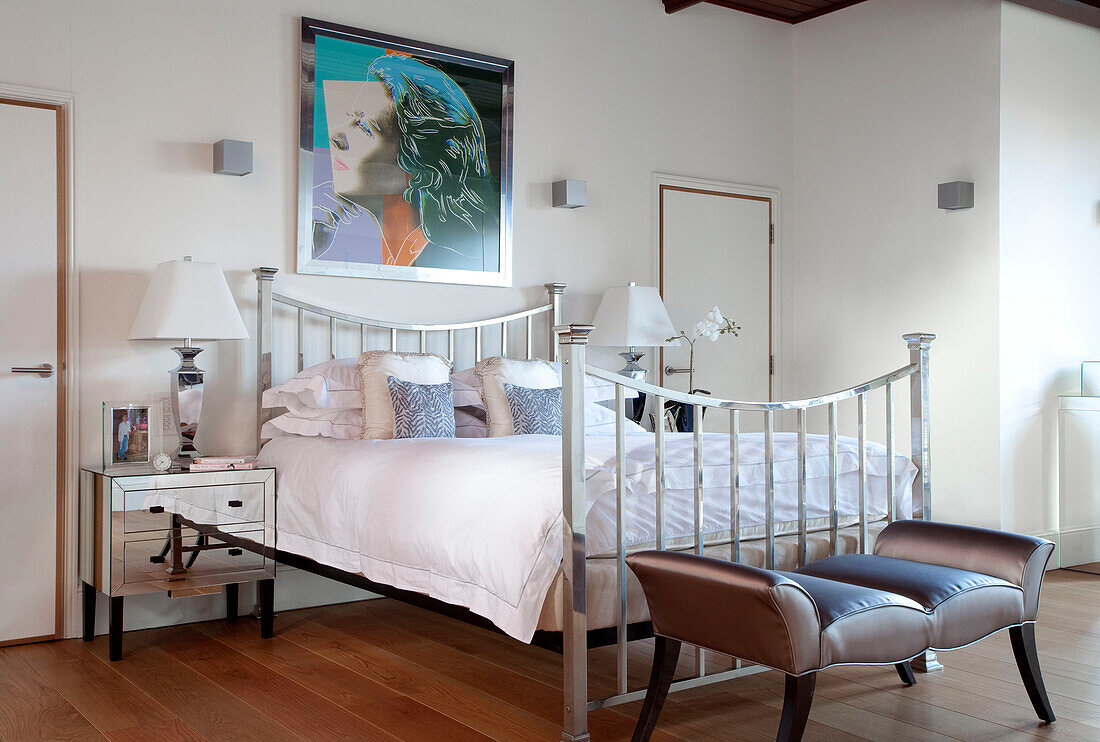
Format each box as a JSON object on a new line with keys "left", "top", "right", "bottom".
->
{"left": 128, "top": 258, "right": 248, "bottom": 342}
{"left": 588, "top": 283, "right": 680, "bottom": 347}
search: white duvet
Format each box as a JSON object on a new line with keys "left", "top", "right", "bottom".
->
{"left": 257, "top": 432, "right": 916, "bottom": 643}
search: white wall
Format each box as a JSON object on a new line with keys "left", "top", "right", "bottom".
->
{"left": 792, "top": 0, "right": 1005, "bottom": 528}
{"left": 999, "top": 3, "right": 1100, "bottom": 539}
{"left": 0, "top": 0, "right": 794, "bottom": 631}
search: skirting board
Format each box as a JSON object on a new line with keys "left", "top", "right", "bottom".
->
{"left": 1056, "top": 525, "right": 1100, "bottom": 569}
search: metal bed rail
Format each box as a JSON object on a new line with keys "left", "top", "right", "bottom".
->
{"left": 555, "top": 324, "right": 935, "bottom": 742}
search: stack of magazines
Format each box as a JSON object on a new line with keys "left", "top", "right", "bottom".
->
{"left": 188, "top": 455, "right": 258, "bottom": 471}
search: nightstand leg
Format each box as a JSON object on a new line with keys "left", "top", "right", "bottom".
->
{"left": 258, "top": 578, "right": 274, "bottom": 638}
{"left": 109, "top": 596, "right": 124, "bottom": 661}
{"left": 226, "top": 582, "right": 239, "bottom": 622}
{"left": 82, "top": 582, "right": 96, "bottom": 641}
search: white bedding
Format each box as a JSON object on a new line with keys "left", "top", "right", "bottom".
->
{"left": 257, "top": 432, "right": 916, "bottom": 643}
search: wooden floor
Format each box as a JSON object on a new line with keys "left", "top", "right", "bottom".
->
{"left": 2, "top": 570, "right": 1099, "bottom": 741}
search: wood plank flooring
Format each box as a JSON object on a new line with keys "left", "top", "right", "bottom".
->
{"left": 1, "top": 570, "right": 1098, "bottom": 741}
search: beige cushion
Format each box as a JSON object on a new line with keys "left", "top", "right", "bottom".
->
{"left": 475, "top": 357, "right": 559, "bottom": 437}
{"left": 356, "top": 351, "right": 452, "bottom": 439}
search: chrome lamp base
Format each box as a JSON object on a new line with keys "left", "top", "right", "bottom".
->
{"left": 617, "top": 348, "right": 647, "bottom": 382}
{"left": 170, "top": 346, "right": 205, "bottom": 463}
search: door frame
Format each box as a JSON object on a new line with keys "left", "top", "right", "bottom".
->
{"left": 652, "top": 172, "right": 782, "bottom": 401}
{"left": 0, "top": 84, "right": 77, "bottom": 643}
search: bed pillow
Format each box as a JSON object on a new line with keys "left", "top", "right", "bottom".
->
{"left": 260, "top": 408, "right": 363, "bottom": 440}
{"left": 549, "top": 362, "right": 639, "bottom": 403}
{"left": 454, "top": 362, "right": 638, "bottom": 413}
{"left": 261, "top": 357, "right": 361, "bottom": 412}
{"left": 584, "top": 401, "right": 647, "bottom": 435}
{"left": 357, "top": 351, "right": 453, "bottom": 439}
{"left": 450, "top": 367, "right": 484, "bottom": 408}
{"left": 387, "top": 377, "right": 456, "bottom": 439}
{"left": 504, "top": 384, "right": 563, "bottom": 435}
{"left": 475, "top": 357, "right": 559, "bottom": 436}
{"left": 455, "top": 407, "right": 487, "bottom": 438}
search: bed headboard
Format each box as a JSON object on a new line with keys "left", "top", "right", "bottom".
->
{"left": 252, "top": 267, "right": 565, "bottom": 447}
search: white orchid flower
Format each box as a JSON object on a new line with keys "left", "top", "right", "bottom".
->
{"left": 693, "top": 320, "right": 708, "bottom": 338}
{"left": 707, "top": 307, "right": 724, "bottom": 324}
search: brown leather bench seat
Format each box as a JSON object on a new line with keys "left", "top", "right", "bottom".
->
{"left": 626, "top": 520, "right": 1056, "bottom": 742}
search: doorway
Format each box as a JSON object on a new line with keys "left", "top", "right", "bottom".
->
{"left": 656, "top": 174, "right": 779, "bottom": 431}
{"left": 0, "top": 91, "right": 72, "bottom": 645}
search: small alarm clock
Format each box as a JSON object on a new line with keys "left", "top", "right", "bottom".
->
{"left": 152, "top": 452, "right": 173, "bottom": 472}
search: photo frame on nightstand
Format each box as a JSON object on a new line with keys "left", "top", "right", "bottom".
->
{"left": 101, "top": 400, "right": 161, "bottom": 471}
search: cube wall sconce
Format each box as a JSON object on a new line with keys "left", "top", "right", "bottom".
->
{"left": 938, "top": 181, "right": 974, "bottom": 210}
{"left": 552, "top": 180, "right": 587, "bottom": 209}
{"left": 213, "top": 139, "right": 253, "bottom": 176}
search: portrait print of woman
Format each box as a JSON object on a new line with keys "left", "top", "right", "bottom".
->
{"left": 300, "top": 27, "right": 511, "bottom": 285}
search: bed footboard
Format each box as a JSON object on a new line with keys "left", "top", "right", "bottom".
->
{"left": 555, "top": 325, "right": 935, "bottom": 741}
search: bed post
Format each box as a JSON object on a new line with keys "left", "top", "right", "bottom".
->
{"left": 254, "top": 267, "right": 278, "bottom": 453}
{"left": 546, "top": 283, "right": 566, "bottom": 361}
{"left": 557, "top": 322, "right": 592, "bottom": 742}
{"left": 904, "top": 332, "right": 935, "bottom": 522}
{"left": 904, "top": 331, "right": 941, "bottom": 674}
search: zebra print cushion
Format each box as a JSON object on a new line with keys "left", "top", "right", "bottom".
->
{"left": 503, "top": 383, "right": 563, "bottom": 435}
{"left": 386, "top": 376, "right": 456, "bottom": 439}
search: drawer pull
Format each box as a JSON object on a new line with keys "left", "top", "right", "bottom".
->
{"left": 228, "top": 548, "right": 242, "bottom": 556}
{"left": 227, "top": 499, "right": 243, "bottom": 508}
{"left": 149, "top": 506, "right": 164, "bottom": 514}
{"left": 149, "top": 555, "right": 165, "bottom": 564}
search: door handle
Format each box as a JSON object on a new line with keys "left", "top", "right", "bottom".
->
{"left": 11, "top": 363, "right": 54, "bottom": 378}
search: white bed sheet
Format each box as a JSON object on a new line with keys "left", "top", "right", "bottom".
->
{"left": 257, "top": 432, "right": 916, "bottom": 643}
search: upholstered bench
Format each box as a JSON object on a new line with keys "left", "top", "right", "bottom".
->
{"left": 626, "top": 521, "right": 1056, "bottom": 742}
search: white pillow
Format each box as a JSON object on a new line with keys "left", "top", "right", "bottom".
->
{"left": 261, "top": 409, "right": 362, "bottom": 440}
{"left": 357, "top": 351, "right": 452, "bottom": 440}
{"left": 475, "top": 357, "right": 559, "bottom": 437}
{"left": 548, "top": 362, "right": 638, "bottom": 403}
{"left": 583, "top": 401, "right": 647, "bottom": 435}
{"left": 262, "top": 358, "right": 360, "bottom": 412}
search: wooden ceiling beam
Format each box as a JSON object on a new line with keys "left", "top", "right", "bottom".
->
{"left": 794, "top": 0, "right": 872, "bottom": 22}
{"left": 664, "top": 0, "right": 706, "bottom": 13}
{"left": 663, "top": 0, "right": 873, "bottom": 23}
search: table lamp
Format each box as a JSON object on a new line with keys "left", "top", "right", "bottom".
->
{"left": 588, "top": 282, "right": 680, "bottom": 382}
{"left": 128, "top": 257, "right": 248, "bottom": 462}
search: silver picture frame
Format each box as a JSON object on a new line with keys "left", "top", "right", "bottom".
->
{"left": 297, "top": 17, "right": 514, "bottom": 287}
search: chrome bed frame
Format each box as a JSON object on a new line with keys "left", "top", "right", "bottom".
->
{"left": 252, "top": 267, "right": 936, "bottom": 742}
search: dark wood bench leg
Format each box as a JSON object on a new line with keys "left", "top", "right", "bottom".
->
{"left": 1010, "top": 623, "right": 1055, "bottom": 723}
{"left": 109, "top": 596, "right": 124, "bottom": 661}
{"left": 82, "top": 582, "right": 96, "bottom": 641}
{"left": 630, "top": 636, "right": 682, "bottom": 742}
{"left": 895, "top": 661, "right": 916, "bottom": 686}
{"left": 225, "top": 582, "right": 239, "bottom": 623}
{"left": 258, "top": 578, "right": 274, "bottom": 639}
{"left": 777, "top": 673, "right": 816, "bottom": 742}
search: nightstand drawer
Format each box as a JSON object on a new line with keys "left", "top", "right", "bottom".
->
{"left": 122, "top": 530, "right": 267, "bottom": 586}
{"left": 123, "top": 482, "right": 266, "bottom": 533}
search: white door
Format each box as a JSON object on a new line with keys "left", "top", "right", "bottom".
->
{"left": 0, "top": 99, "right": 61, "bottom": 644}
{"left": 659, "top": 181, "right": 773, "bottom": 431}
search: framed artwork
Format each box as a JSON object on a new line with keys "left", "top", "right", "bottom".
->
{"left": 101, "top": 401, "right": 158, "bottom": 470}
{"left": 298, "top": 17, "right": 514, "bottom": 286}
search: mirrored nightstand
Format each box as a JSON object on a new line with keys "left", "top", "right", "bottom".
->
{"left": 79, "top": 465, "right": 275, "bottom": 660}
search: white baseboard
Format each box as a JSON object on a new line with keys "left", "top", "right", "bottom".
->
{"left": 1056, "top": 524, "right": 1100, "bottom": 569}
